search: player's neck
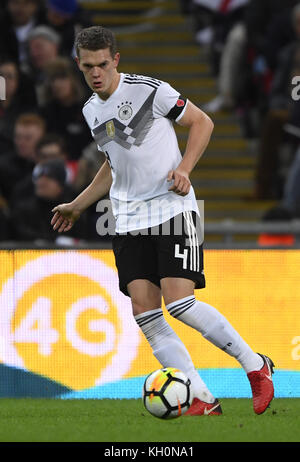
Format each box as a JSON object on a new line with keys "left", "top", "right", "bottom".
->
{"left": 97, "top": 71, "right": 121, "bottom": 101}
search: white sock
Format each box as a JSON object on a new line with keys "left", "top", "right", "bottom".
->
{"left": 135, "top": 308, "right": 215, "bottom": 403}
{"left": 166, "top": 296, "right": 264, "bottom": 374}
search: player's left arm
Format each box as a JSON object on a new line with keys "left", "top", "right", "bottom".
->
{"left": 168, "top": 101, "right": 214, "bottom": 196}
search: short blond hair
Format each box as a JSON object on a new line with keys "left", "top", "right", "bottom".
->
{"left": 15, "top": 113, "right": 46, "bottom": 132}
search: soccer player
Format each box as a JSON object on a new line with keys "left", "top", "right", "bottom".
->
{"left": 51, "top": 26, "right": 274, "bottom": 415}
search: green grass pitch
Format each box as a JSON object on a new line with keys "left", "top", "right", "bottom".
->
{"left": 0, "top": 398, "right": 299, "bottom": 442}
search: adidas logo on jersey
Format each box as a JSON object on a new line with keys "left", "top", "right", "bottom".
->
{"left": 94, "top": 117, "right": 99, "bottom": 126}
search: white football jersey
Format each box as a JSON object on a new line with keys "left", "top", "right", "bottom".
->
{"left": 82, "top": 73, "right": 199, "bottom": 233}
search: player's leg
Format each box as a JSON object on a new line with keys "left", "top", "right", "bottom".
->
{"left": 157, "top": 211, "right": 274, "bottom": 414}
{"left": 162, "top": 277, "right": 275, "bottom": 414}
{"left": 113, "top": 231, "right": 219, "bottom": 411}
{"left": 128, "top": 279, "right": 162, "bottom": 315}
{"left": 128, "top": 278, "right": 217, "bottom": 407}
{"left": 161, "top": 276, "right": 264, "bottom": 373}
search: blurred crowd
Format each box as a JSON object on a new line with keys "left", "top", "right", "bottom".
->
{"left": 181, "top": 0, "right": 300, "bottom": 219}
{"left": 2, "top": 0, "right": 300, "bottom": 247}
{"left": 0, "top": 0, "right": 108, "bottom": 244}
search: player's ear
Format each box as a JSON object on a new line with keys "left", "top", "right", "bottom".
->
{"left": 113, "top": 52, "right": 120, "bottom": 68}
{"left": 75, "top": 56, "right": 80, "bottom": 69}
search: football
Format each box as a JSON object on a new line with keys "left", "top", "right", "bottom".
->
{"left": 142, "top": 367, "right": 193, "bottom": 419}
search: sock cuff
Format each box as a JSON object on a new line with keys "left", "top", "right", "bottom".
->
{"left": 134, "top": 308, "right": 163, "bottom": 328}
{"left": 166, "top": 295, "right": 196, "bottom": 319}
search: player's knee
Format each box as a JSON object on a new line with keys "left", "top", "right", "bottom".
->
{"left": 161, "top": 279, "right": 195, "bottom": 308}
{"left": 131, "top": 298, "right": 161, "bottom": 316}
{"left": 128, "top": 279, "right": 161, "bottom": 316}
{"left": 131, "top": 300, "right": 148, "bottom": 317}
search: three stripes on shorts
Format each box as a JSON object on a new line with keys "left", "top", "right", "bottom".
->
{"left": 174, "top": 211, "right": 200, "bottom": 272}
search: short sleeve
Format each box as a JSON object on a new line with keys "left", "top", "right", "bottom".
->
{"left": 153, "top": 81, "right": 188, "bottom": 122}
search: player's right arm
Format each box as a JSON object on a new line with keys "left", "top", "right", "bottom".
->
{"left": 51, "top": 159, "right": 112, "bottom": 233}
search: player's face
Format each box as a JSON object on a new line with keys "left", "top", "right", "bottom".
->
{"left": 76, "top": 47, "right": 120, "bottom": 99}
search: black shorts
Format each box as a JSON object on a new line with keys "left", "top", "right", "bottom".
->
{"left": 112, "top": 211, "right": 206, "bottom": 297}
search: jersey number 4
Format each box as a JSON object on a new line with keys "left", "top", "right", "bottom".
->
{"left": 174, "top": 243, "right": 188, "bottom": 269}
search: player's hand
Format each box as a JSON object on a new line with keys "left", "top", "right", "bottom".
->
{"left": 167, "top": 168, "right": 191, "bottom": 196}
{"left": 51, "top": 203, "right": 81, "bottom": 233}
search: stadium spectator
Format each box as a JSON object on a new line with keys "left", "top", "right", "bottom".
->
{"left": 253, "top": 4, "right": 300, "bottom": 199}
{"left": 237, "top": 0, "right": 300, "bottom": 120}
{"left": 0, "top": 112, "right": 45, "bottom": 202}
{"left": 261, "top": 7, "right": 299, "bottom": 73}
{"left": 190, "top": 0, "right": 249, "bottom": 114}
{"left": 201, "top": 0, "right": 300, "bottom": 122}
{"left": 191, "top": 0, "right": 249, "bottom": 75}
{"left": 10, "top": 133, "right": 75, "bottom": 208}
{"left": 0, "top": 56, "right": 37, "bottom": 152}
{"left": 10, "top": 158, "right": 86, "bottom": 242}
{"left": 35, "top": 133, "right": 76, "bottom": 181}
{"left": 202, "top": 0, "right": 300, "bottom": 115}
{"left": 26, "top": 25, "right": 61, "bottom": 104}
{"left": 74, "top": 143, "right": 106, "bottom": 193}
{"left": 245, "top": 0, "right": 299, "bottom": 71}
{"left": 0, "top": 0, "right": 46, "bottom": 66}
{"left": 202, "top": 21, "right": 248, "bottom": 113}
{"left": 40, "top": 57, "right": 92, "bottom": 160}
{"left": 46, "top": 0, "right": 92, "bottom": 58}
{"left": 74, "top": 142, "right": 108, "bottom": 241}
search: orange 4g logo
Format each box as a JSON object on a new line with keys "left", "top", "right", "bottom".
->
{"left": 0, "top": 252, "right": 140, "bottom": 390}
